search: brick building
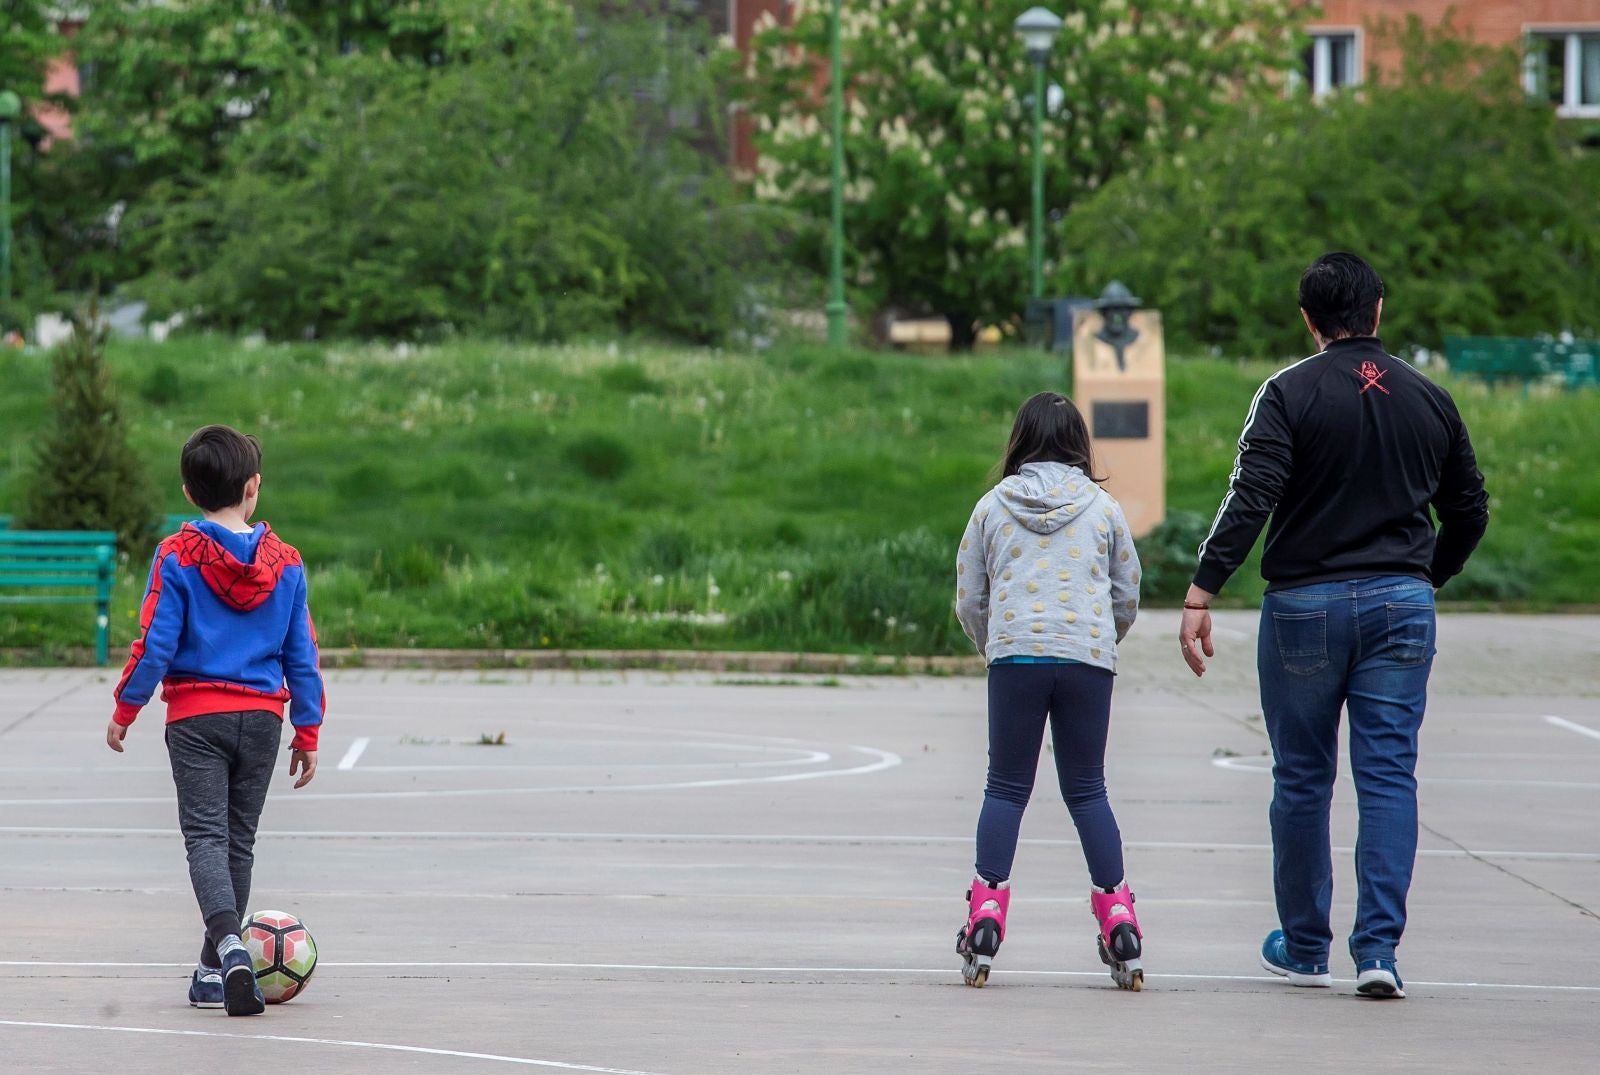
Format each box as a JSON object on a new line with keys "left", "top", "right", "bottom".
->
{"left": 35, "top": 3, "right": 1600, "bottom": 160}
{"left": 725, "top": 1, "right": 1600, "bottom": 166}
{"left": 728, "top": 0, "right": 787, "bottom": 172}
{"left": 1293, "top": 1, "right": 1599, "bottom": 115}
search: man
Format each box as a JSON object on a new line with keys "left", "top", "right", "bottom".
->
{"left": 1178, "top": 252, "right": 1488, "bottom": 999}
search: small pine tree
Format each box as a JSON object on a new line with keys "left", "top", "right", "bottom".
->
{"left": 20, "top": 304, "right": 157, "bottom": 553}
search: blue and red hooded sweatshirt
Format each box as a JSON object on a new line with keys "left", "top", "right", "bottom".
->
{"left": 113, "top": 520, "right": 326, "bottom": 751}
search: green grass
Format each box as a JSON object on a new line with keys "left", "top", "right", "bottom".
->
{"left": 1, "top": 337, "right": 1594, "bottom": 658}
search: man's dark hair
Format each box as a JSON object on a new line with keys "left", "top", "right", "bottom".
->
{"left": 1298, "top": 252, "right": 1385, "bottom": 341}
{"left": 1000, "top": 392, "right": 1104, "bottom": 482}
{"left": 181, "top": 425, "right": 261, "bottom": 511}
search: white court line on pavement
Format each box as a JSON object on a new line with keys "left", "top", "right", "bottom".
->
{"left": 1, "top": 827, "right": 1595, "bottom": 861}
{"left": 0, "top": 745, "right": 902, "bottom": 805}
{"left": 0, "top": 1020, "right": 665, "bottom": 1073}
{"left": 4, "top": 963, "right": 1596, "bottom": 994}
{"left": 0, "top": 884, "right": 1273, "bottom": 907}
{"left": 0, "top": 752, "right": 836, "bottom": 777}
{"left": 1210, "top": 754, "right": 1600, "bottom": 790}
{"left": 1545, "top": 715, "right": 1600, "bottom": 742}
{"left": 335, "top": 737, "right": 371, "bottom": 771}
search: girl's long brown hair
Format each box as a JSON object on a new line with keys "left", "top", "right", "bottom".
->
{"left": 998, "top": 392, "right": 1103, "bottom": 482}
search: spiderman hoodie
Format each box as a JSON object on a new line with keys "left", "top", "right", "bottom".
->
{"left": 113, "top": 520, "right": 325, "bottom": 751}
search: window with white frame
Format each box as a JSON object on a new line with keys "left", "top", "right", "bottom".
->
{"left": 1526, "top": 31, "right": 1600, "bottom": 117}
{"left": 1298, "top": 31, "right": 1360, "bottom": 97}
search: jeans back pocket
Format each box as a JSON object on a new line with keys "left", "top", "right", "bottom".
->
{"left": 1385, "top": 601, "right": 1435, "bottom": 666}
{"left": 1272, "top": 610, "right": 1329, "bottom": 676}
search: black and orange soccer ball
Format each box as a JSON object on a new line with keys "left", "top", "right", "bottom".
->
{"left": 242, "top": 909, "right": 318, "bottom": 1003}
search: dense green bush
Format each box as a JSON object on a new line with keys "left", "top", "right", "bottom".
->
{"left": 1060, "top": 27, "right": 1600, "bottom": 356}
{"left": 737, "top": 529, "right": 967, "bottom": 656}
{"left": 1135, "top": 510, "right": 1212, "bottom": 603}
{"left": 746, "top": 0, "right": 1301, "bottom": 345}
{"left": 565, "top": 434, "right": 635, "bottom": 482}
{"left": 20, "top": 312, "right": 157, "bottom": 554}
{"left": 4, "top": 339, "right": 1594, "bottom": 657}
{"left": 40, "top": 1, "right": 774, "bottom": 344}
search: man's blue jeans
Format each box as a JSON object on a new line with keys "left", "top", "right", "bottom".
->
{"left": 1258, "top": 575, "right": 1435, "bottom": 966}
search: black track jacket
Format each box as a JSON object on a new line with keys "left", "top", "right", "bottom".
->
{"left": 1193, "top": 336, "right": 1488, "bottom": 595}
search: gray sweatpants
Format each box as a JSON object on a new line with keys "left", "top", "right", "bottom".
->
{"left": 166, "top": 711, "right": 282, "bottom": 952}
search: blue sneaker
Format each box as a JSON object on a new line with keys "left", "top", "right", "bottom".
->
{"left": 188, "top": 965, "right": 224, "bottom": 1008}
{"left": 1355, "top": 957, "right": 1405, "bottom": 999}
{"left": 220, "top": 942, "right": 265, "bottom": 1016}
{"left": 1260, "top": 929, "right": 1332, "bottom": 987}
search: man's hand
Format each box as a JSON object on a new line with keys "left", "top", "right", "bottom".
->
{"left": 1179, "top": 584, "right": 1216, "bottom": 678}
{"left": 105, "top": 719, "right": 128, "bottom": 753}
{"left": 290, "top": 749, "right": 318, "bottom": 788}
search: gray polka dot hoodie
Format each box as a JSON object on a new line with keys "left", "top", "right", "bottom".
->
{"left": 954, "top": 461, "right": 1141, "bottom": 670}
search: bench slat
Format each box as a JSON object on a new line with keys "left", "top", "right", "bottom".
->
{"left": 0, "top": 550, "right": 112, "bottom": 559}
{"left": 0, "top": 595, "right": 98, "bottom": 605}
{"left": 0, "top": 532, "right": 116, "bottom": 544}
{"left": 0, "top": 540, "right": 113, "bottom": 550}
{"left": 0, "top": 572, "right": 105, "bottom": 584}
{"left": 0, "top": 529, "right": 116, "bottom": 668}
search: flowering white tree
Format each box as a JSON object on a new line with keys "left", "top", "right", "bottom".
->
{"left": 746, "top": 0, "right": 1301, "bottom": 347}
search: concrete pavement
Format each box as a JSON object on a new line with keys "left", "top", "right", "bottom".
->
{"left": 1, "top": 612, "right": 1596, "bottom": 1072}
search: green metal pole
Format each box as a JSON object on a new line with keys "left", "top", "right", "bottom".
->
{"left": 1029, "top": 58, "right": 1045, "bottom": 303}
{"left": 825, "top": 0, "right": 848, "bottom": 348}
{"left": 0, "top": 117, "right": 11, "bottom": 310}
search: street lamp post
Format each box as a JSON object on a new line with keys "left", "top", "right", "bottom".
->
{"left": 1013, "top": 8, "right": 1062, "bottom": 306}
{"left": 0, "top": 90, "right": 21, "bottom": 311}
{"left": 825, "top": 0, "right": 849, "bottom": 348}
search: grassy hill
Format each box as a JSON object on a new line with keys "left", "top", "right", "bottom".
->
{"left": 1, "top": 337, "right": 1592, "bottom": 658}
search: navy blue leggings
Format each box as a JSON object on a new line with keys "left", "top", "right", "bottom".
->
{"left": 975, "top": 662, "right": 1124, "bottom": 889}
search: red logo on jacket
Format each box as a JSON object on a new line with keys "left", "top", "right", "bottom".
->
{"left": 1354, "top": 360, "right": 1389, "bottom": 395}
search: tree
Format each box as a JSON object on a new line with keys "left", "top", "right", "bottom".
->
{"left": 21, "top": 304, "right": 157, "bottom": 553}
{"left": 1058, "top": 21, "right": 1600, "bottom": 356}
{"left": 38, "top": 0, "right": 451, "bottom": 289}
{"left": 744, "top": 0, "right": 1300, "bottom": 347}
{"left": 27, "top": 0, "right": 767, "bottom": 342}
{"left": 0, "top": 0, "right": 63, "bottom": 316}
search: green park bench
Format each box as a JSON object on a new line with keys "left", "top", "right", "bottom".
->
{"left": 5, "top": 513, "right": 197, "bottom": 534}
{"left": 0, "top": 530, "right": 117, "bottom": 666}
{"left": 1445, "top": 336, "right": 1600, "bottom": 390}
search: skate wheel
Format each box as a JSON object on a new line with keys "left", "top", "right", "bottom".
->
{"left": 966, "top": 964, "right": 989, "bottom": 988}
{"left": 1113, "top": 959, "right": 1144, "bottom": 992}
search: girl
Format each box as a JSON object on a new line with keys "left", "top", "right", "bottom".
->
{"left": 953, "top": 391, "right": 1144, "bottom": 990}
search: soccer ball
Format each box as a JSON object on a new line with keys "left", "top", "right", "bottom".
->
{"left": 242, "top": 909, "right": 317, "bottom": 1003}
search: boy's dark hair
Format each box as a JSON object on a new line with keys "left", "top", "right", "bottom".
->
{"left": 1298, "top": 252, "right": 1384, "bottom": 341}
{"left": 181, "top": 425, "right": 261, "bottom": 511}
{"left": 1000, "top": 392, "right": 1103, "bottom": 482}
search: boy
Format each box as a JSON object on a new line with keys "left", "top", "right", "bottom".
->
{"left": 106, "top": 424, "right": 326, "bottom": 1016}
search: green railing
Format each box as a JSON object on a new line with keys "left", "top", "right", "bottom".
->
{"left": 1444, "top": 336, "right": 1599, "bottom": 390}
{"left": 0, "top": 530, "right": 117, "bottom": 666}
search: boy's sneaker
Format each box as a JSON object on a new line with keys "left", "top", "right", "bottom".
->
{"left": 1355, "top": 958, "right": 1405, "bottom": 999}
{"left": 188, "top": 965, "right": 224, "bottom": 1008}
{"left": 220, "top": 943, "right": 265, "bottom": 1016}
{"left": 1260, "top": 929, "right": 1333, "bottom": 987}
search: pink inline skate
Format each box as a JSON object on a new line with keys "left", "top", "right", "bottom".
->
{"left": 955, "top": 877, "right": 1010, "bottom": 988}
{"left": 1090, "top": 881, "right": 1143, "bottom": 991}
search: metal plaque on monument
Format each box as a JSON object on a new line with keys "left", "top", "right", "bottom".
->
{"left": 1071, "top": 282, "right": 1166, "bottom": 537}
